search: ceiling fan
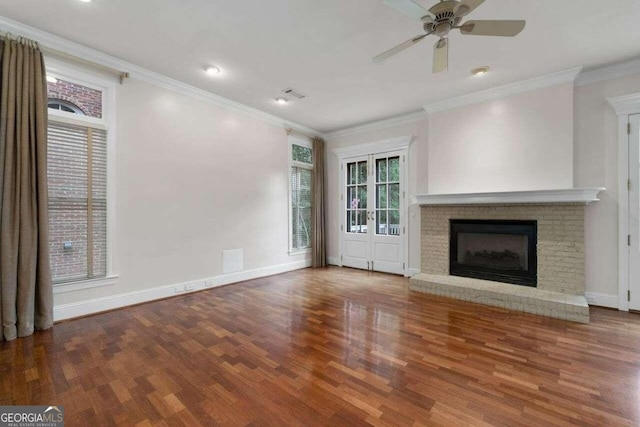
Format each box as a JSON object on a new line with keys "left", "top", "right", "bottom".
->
{"left": 374, "top": 0, "right": 526, "bottom": 73}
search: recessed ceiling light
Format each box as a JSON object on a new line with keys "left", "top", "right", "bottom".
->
{"left": 275, "top": 97, "right": 288, "bottom": 105}
{"left": 46, "top": 75, "right": 58, "bottom": 83}
{"left": 471, "top": 66, "right": 490, "bottom": 76}
{"left": 78, "top": 0, "right": 92, "bottom": 3}
{"left": 205, "top": 66, "right": 221, "bottom": 76}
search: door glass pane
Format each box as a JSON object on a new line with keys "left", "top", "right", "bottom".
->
{"left": 376, "top": 158, "right": 387, "bottom": 183}
{"left": 358, "top": 161, "right": 367, "bottom": 184}
{"left": 357, "top": 186, "right": 367, "bottom": 209}
{"left": 377, "top": 184, "right": 387, "bottom": 209}
{"left": 347, "top": 211, "right": 357, "bottom": 233}
{"left": 358, "top": 210, "right": 367, "bottom": 234}
{"left": 348, "top": 163, "right": 356, "bottom": 185}
{"left": 389, "top": 157, "right": 400, "bottom": 182}
{"left": 347, "top": 186, "right": 357, "bottom": 209}
{"left": 377, "top": 210, "right": 387, "bottom": 235}
{"left": 389, "top": 210, "right": 400, "bottom": 235}
{"left": 389, "top": 183, "right": 400, "bottom": 209}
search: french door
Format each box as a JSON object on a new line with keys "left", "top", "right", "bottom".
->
{"left": 629, "top": 114, "right": 640, "bottom": 310}
{"left": 340, "top": 150, "right": 406, "bottom": 275}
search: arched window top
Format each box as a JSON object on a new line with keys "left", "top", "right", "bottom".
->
{"left": 48, "top": 99, "right": 85, "bottom": 115}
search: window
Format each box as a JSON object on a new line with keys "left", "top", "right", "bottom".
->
{"left": 46, "top": 69, "right": 114, "bottom": 286}
{"left": 47, "top": 99, "right": 85, "bottom": 115}
{"left": 290, "top": 139, "right": 313, "bottom": 252}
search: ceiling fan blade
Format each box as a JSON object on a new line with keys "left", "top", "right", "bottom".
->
{"left": 383, "top": 0, "right": 434, "bottom": 21}
{"left": 373, "top": 34, "right": 429, "bottom": 63}
{"left": 433, "top": 38, "right": 448, "bottom": 73}
{"left": 453, "top": 0, "right": 485, "bottom": 17}
{"left": 459, "top": 20, "right": 526, "bottom": 36}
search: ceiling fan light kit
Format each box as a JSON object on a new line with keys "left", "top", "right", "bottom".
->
{"left": 375, "top": 0, "right": 526, "bottom": 73}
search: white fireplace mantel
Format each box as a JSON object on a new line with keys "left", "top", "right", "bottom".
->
{"left": 413, "top": 188, "right": 605, "bottom": 206}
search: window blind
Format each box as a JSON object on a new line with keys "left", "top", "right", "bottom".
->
{"left": 47, "top": 122, "right": 107, "bottom": 283}
{"left": 291, "top": 166, "right": 312, "bottom": 250}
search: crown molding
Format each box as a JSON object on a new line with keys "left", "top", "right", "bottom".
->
{"left": 423, "top": 66, "right": 583, "bottom": 115}
{"left": 325, "top": 110, "right": 428, "bottom": 141}
{"left": 575, "top": 57, "right": 640, "bottom": 87}
{"left": 332, "top": 135, "right": 414, "bottom": 159}
{"left": 0, "top": 15, "right": 319, "bottom": 136}
{"left": 607, "top": 92, "right": 640, "bottom": 116}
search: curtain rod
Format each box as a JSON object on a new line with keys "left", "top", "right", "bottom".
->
{"left": 42, "top": 47, "right": 130, "bottom": 84}
{"left": 1, "top": 31, "right": 130, "bottom": 84}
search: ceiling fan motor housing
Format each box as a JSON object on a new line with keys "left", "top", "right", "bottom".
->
{"left": 424, "top": 0, "right": 463, "bottom": 36}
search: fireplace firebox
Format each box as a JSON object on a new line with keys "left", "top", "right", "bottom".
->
{"left": 449, "top": 220, "right": 537, "bottom": 286}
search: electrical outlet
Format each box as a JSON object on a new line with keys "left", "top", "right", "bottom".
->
{"left": 204, "top": 280, "right": 215, "bottom": 288}
{"left": 185, "top": 283, "right": 196, "bottom": 291}
{"left": 174, "top": 285, "right": 186, "bottom": 293}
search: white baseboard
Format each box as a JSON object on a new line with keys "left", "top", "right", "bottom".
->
{"left": 327, "top": 257, "right": 340, "bottom": 266}
{"left": 407, "top": 268, "right": 420, "bottom": 277}
{"left": 53, "top": 259, "right": 311, "bottom": 321}
{"left": 585, "top": 292, "right": 619, "bottom": 309}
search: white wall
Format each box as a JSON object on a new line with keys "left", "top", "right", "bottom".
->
{"left": 428, "top": 83, "right": 575, "bottom": 193}
{"left": 326, "top": 82, "right": 575, "bottom": 275}
{"left": 326, "top": 73, "right": 640, "bottom": 305}
{"left": 54, "top": 78, "right": 308, "bottom": 308}
{"left": 51, "top": 61, "right": 640, "bottom": 311}
{"left": 575, "top": 73, "right": 640, "bottom": 298}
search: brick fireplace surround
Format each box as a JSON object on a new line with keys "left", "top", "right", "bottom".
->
{"left": 409, "top": 189, "right": 604, "bottom": 323}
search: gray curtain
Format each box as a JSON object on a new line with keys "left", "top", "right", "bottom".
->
{"left": 0, "top": 35, "right": 53, "bottom": 341}
{"left": 311, "top": 137, "right": 326, "bottom": 268}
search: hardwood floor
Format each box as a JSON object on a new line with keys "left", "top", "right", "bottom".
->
{"left": 2, "top": 267, "right": 640, "bottom": 426}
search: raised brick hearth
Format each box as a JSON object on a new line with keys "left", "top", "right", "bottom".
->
{"left": 409, "top": 189, "right": 604, "bottom": 323}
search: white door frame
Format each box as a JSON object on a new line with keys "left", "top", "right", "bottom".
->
{"left": 333, "top": 136, "right": 414, "bottom": 276}
{"left": 608, "top": 92, "right": 640, "bottom": 311}
{"left": 629, "top": 114, "right": 640, "bottom": 310}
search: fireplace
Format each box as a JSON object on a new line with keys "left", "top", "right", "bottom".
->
{"left": 449, "top": 220, "right": 537, "bottom": 287}
{"left": 410, "top": 191, "right": 602, "bottom": 323}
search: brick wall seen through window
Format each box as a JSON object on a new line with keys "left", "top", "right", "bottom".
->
{"left": 47, "top": 78, "right": 102, "bottom": 118}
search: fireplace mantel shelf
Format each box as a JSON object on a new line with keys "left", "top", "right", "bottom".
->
{"left": 413, "top": 188, "right": 605, "bottom": 206}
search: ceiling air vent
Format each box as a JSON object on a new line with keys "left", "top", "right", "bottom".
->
{"left": 282, "top": 88, "right": 306, "bottom": 100}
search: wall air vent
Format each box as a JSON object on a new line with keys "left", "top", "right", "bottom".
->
{"left": 282, "top": 88, "right": 306, "bottom": 100}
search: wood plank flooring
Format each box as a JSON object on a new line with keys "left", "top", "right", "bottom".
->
{"left": 2, "top": 266, "right": 640, "bottom": 426}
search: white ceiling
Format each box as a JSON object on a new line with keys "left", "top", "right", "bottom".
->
{"left": 1, "top": 0, "right": 639, "bottom": 132}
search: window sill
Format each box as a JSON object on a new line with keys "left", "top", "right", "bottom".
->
{"left": 53, "top": 275, "right": 118, "bottom": 294}
{"left": 289, "top": 248, "right": 311, "bottom": 256}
